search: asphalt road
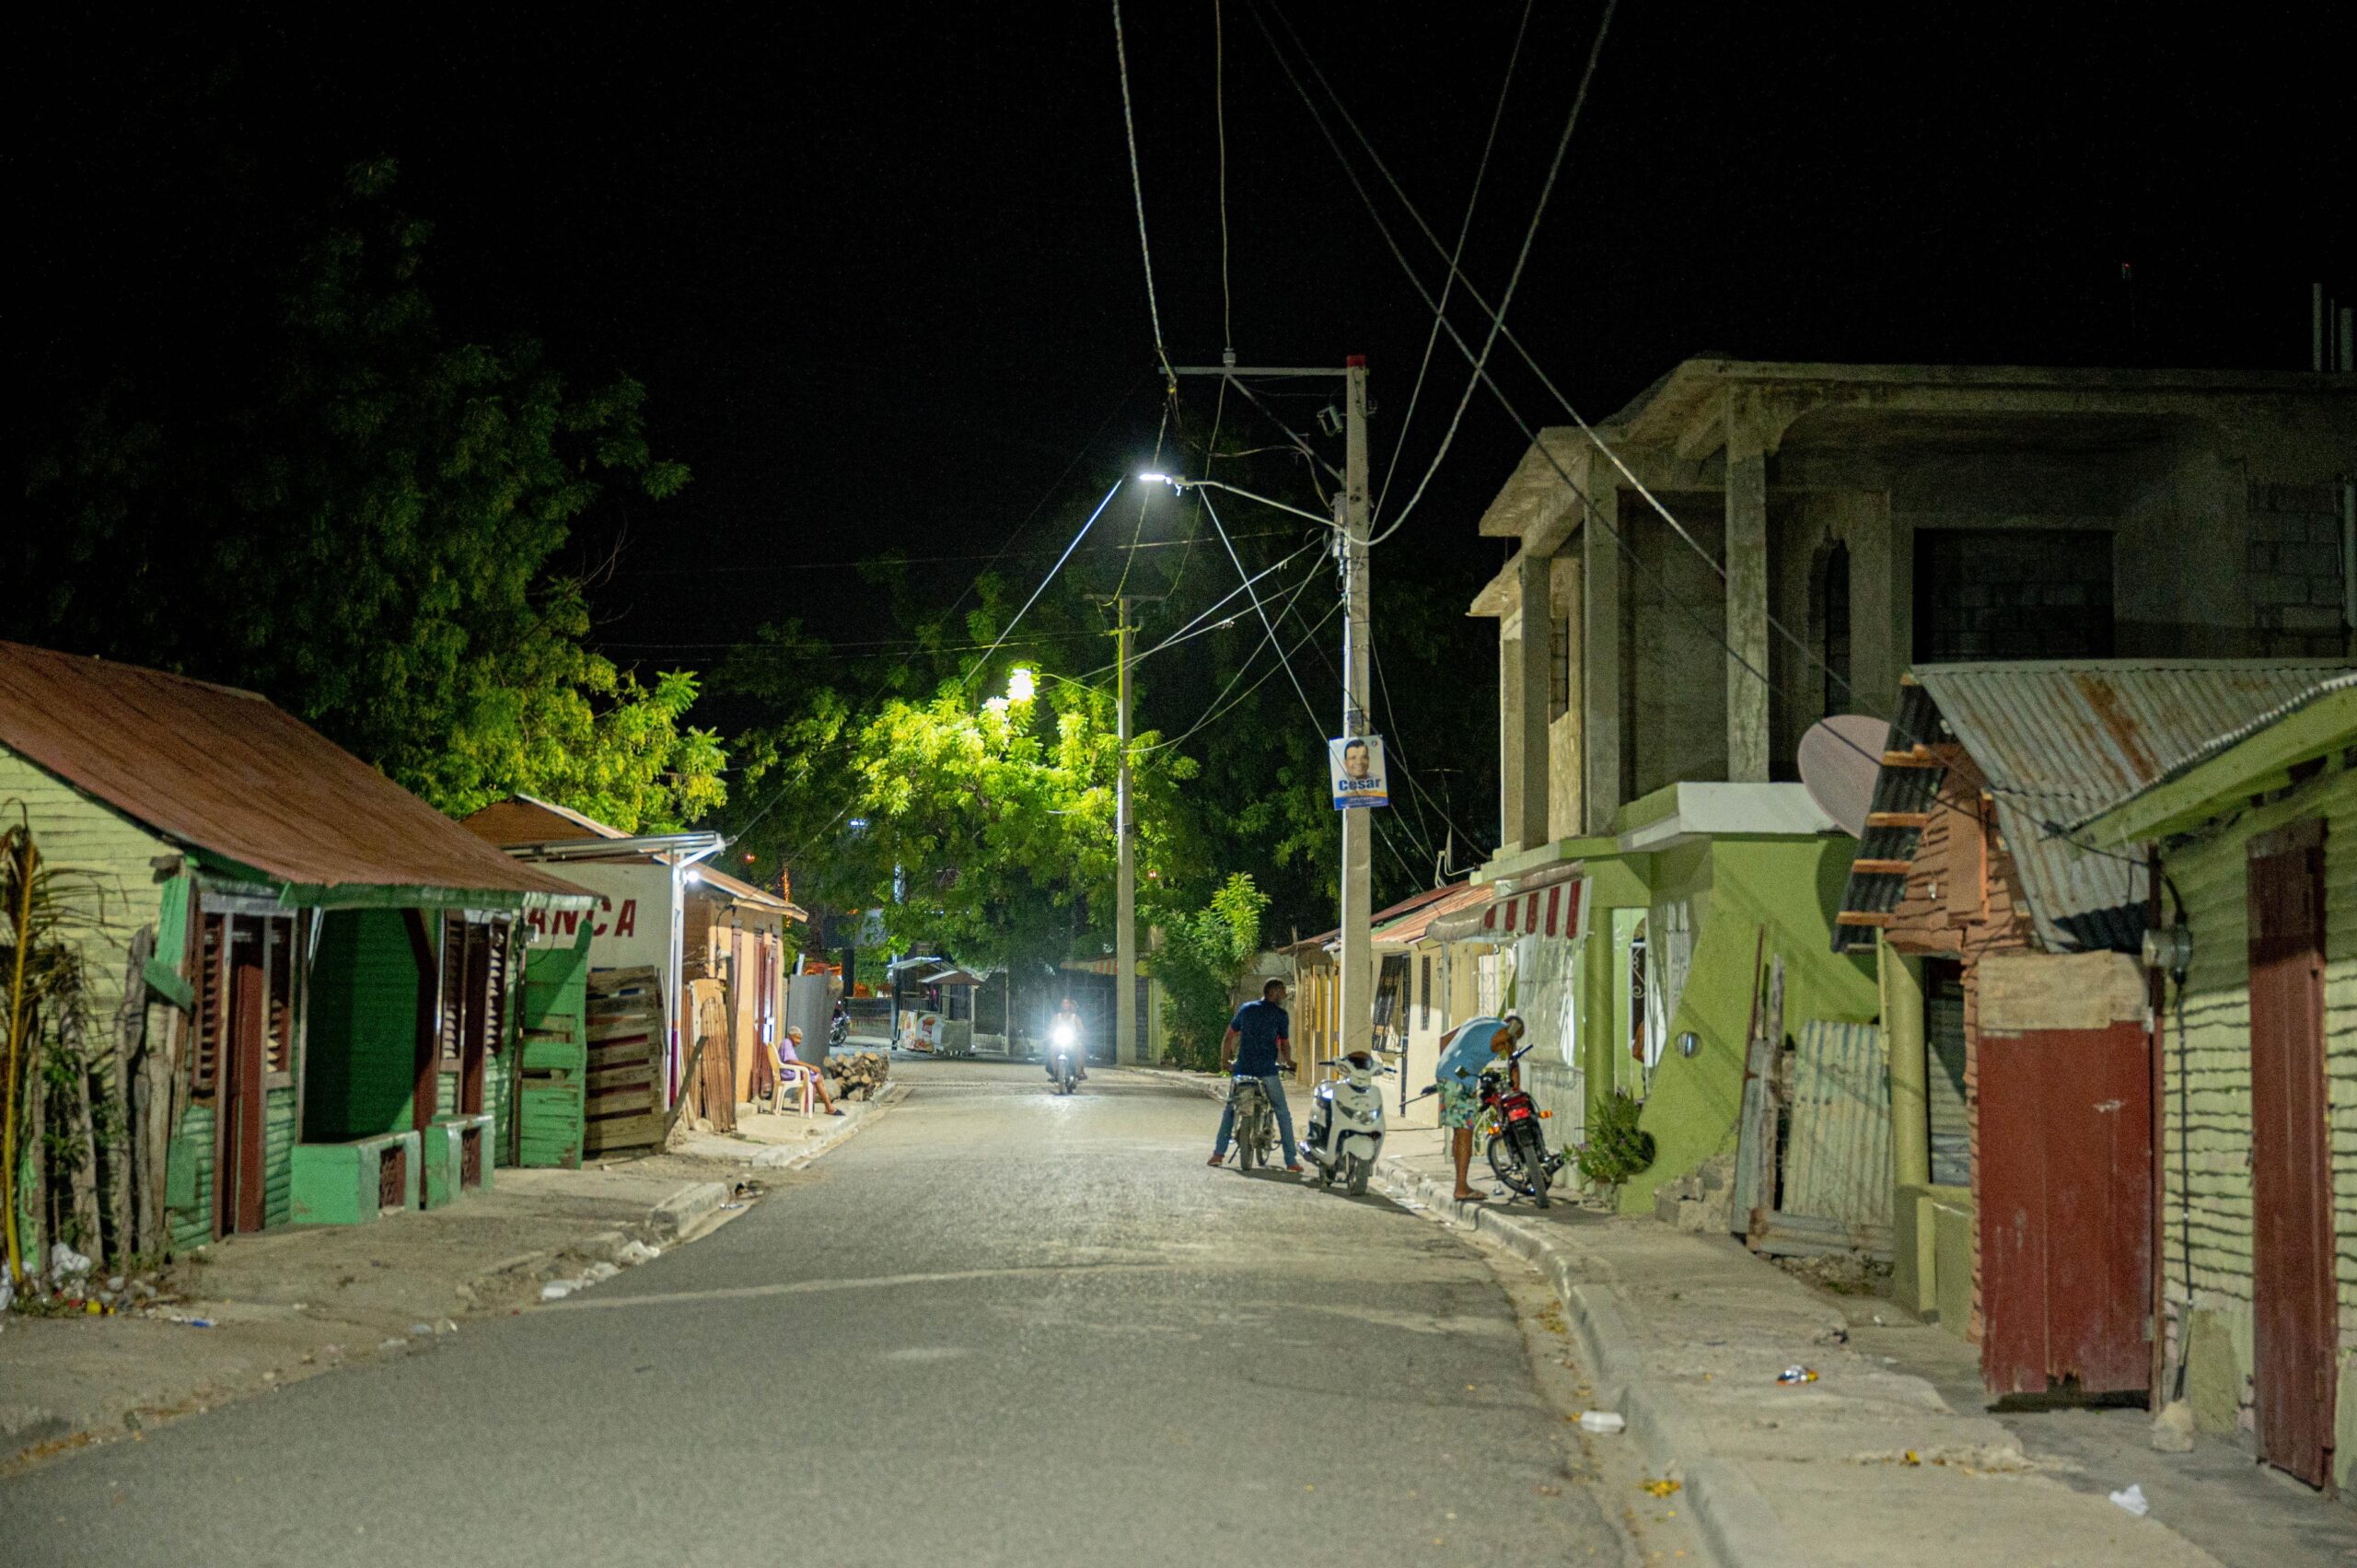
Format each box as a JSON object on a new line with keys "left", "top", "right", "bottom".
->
{"left": 2, "top": 1063, "right": 1615, "bottom": 1566}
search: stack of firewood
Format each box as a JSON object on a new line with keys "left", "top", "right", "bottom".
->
{"left": 823, "top": 1051, "right": 889, "bottom": 1101}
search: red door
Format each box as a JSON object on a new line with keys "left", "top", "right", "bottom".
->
{"left": 1979, "top": 1017, "right": 2154, "bottom": 1397}
{"left": 2249, "top": 819, "right": 2334, "bottom": 1488}
{"left": 215, "top": 916, "right": 269, "bottom": 1237}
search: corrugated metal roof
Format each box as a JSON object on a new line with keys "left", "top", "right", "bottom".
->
{"left": 1286, "top": 884, "right": 1461, "bottom": 958}
{"left": 1373, "top": 880, "right": 1490, "bottom": 947}
{"left": 0, "top": 642, "right": 592, "bottom": 906}
{"left": 1845, "top": 661, "right": 2352, "bottom": 955}
{"left": 2059, "top": 668, "right": 2357, "bottom": 832}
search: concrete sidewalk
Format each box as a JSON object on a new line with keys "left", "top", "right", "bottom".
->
{"left": 0, "top": 1084, "right": 904, "bottom": 1472}
{"left": 1375, "top": 1123, "right": 2352, "bottom": 1568}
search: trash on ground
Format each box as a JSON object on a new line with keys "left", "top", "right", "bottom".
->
{"left": 1578, "top": 1411, "right": 1626, "bottom": 1434}
{"left": 50, "top": 1242, "right": 94, "bottom": 1277}
{"left": 540, "top": 1281, "right": 581, "bottom": 1301}
{"left": 2108, "top": 1483, "right": 2149, "bottom": 1517}
{"left": 1643, "top": 1478, "right": 1681, "bottom": 1498}
{"left": 615, "top": 1240, "right": 660, "bottom": 1266}
{"left": 1776, "top": 1366, "right": 1818, "bottom": 1384}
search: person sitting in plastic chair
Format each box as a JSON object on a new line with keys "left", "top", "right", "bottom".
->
{"left": 771, "top": 1027, "right": 844, "bottom": 1118}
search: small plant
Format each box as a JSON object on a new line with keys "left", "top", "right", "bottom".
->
{"left": 1575, "top": 1090, "right": 1656, "bottom": 1188}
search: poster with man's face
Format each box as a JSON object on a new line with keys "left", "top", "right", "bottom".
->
{"left": 1328, "top": 735, "right": 1389, "bottom": 808}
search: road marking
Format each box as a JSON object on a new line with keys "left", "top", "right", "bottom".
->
{"left": 548, "top": 1260, "right": 1175, "bottom": 1312}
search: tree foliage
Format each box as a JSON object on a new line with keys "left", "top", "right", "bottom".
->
{"left": 18, "top": 158, "right": 723, "bottom": 826}
{"left": 1153, "top": 873, "right": 1271, "bottom": 1071}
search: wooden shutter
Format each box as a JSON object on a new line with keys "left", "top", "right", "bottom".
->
{"left": 438, "top": 914, "right": 466, "bottom": 1065}
{"left": 264, "top": 916, "right": 296, "bottom": 1077}
{"left": 191, "top": 912, "right": 226, "bottom": 1098}
{"left": 484, "top": 922, "right": 511, "bottom": 1055}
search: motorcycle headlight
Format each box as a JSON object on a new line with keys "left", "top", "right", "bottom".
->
{"left": 1051, "top": 1023, "right": 1075, "bottom": 1047}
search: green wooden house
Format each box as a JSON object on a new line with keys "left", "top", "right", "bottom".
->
{"left": 0, "top": 641, "right": 595, "bottom": 1254}
{"left": 2075, "top": 672, "right": 2356, "bottom": 1494}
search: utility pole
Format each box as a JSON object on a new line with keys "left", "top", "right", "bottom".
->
{"left": 1115, "top": 595, "right": 1138, "bottom": 1065}
{"left": 1338, "top": 355, "right": 1374, "bottom": 1057}
{"left": 1164, "top": 356, "right": 1370, "bottom": 1056}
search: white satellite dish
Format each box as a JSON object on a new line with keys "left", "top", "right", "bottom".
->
{"left": 1798, "top": 714, "right": 1891, "bottom": 838}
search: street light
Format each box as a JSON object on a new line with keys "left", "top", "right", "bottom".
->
{"left": 1136, "top": 472, "right": 1337, "bottom": 531}
{"left": 1006, "top": 666, "right": 1037, "bottom": 703}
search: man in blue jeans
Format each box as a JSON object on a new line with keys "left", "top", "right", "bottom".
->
{"left": 1207, "top": 979, "right": 1301, "bottom": 1173}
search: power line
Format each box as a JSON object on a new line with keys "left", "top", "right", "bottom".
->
{"left": 1111, "top": 0, "right": 1178, "bottom": 394}
{"left": 957, "top": 479, "right": 1127, "bottom": 691}
{"left": 1201, "top": 490, "right": 1321, "bottom": 726}
{"left": 1370, "top": 0, "right": 1533, "bottom": 537}
{"left": 1137, "top": 584, "right": 1339, "bottom": 755}
{"left": 1214, "top": 0, "right": 1234, "bottom": 358}
{"left": 622, "top": 524, "right": 1296, "bottom": 577}
{"left": 1260, "top": 15, "right": 2139, "bottom": 873}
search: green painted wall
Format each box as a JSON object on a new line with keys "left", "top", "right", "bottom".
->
{"left": 166, "top": 1101, "right": 215, "bottom": 1251}
{"left": 304, "top": 910, "right": 420, "bottom": 1143}
{"left": 2154, "top": 761, "right": 2356, "bottom": 1487}
{"left": 1623, "top": 837, "right": 1876, "bottom": 1213}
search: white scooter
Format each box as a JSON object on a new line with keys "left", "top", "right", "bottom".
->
{"left": 1044, "top": 1018, "right": 1083, "bottom": 1095}
{"left": 1299, "top": 1050, "right": 1389, "bottom": 1195}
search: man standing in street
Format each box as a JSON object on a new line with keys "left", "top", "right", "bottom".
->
{"left": 1208, "top": 978, "right": 1301, "bottom": 1172}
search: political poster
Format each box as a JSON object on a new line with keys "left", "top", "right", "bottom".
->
{"left": 1329, "top": 734, "right": 1389, "bottom": 809}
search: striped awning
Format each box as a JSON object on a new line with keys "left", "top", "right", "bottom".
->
{"left": 1428, "top": 869, "right": 1587, "bottom": 944}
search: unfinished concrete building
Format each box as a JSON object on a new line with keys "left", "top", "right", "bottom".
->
{"left": 1472, "top": 359, "right": 2357, "bottom": 851}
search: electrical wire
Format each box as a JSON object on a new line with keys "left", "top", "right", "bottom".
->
{"left": 1214, "top": 0, "right": 1233, "bottom": 359}
{"left": 1201, "top": 490, "right": 1319, "bottom": 726}
{"left": 1258, "top": 8, "right": 2138, "bottom": 872}
{"left": 1370, "top": 0, "right": 1534, "bottom": 539}
{"left": 1137, "top": 589, "right": 1340, "bottom": 756}
{"left": 958, "top": 479, "right": 1127, "bottom": 691}
{"left": 1112, "top": 0, "right": 1178, "bottom": 396}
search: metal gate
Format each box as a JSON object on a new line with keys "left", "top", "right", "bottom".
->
{"left": 2248, "top": 818, "right": 2334, "bottom": 1487}
{"left": 1979, "top": 1017, "right": 2153, "bottom": 1397}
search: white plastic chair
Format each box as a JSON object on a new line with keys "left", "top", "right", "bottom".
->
{"left": 770, "top": 1052, "right": 819, "bottom": 1119}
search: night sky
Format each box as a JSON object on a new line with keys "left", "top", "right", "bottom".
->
{"left": 19, "top": 5, "right": 2352, "bottom": 708}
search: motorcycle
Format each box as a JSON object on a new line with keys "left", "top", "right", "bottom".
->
{"left": 1227, "top": 1074, "right": 1277, "bottom": 1169}
{"left": 1044, "top": 1017, "right": 1083, "bottom": 1095}
{"left": 1300, "top": 1050, "right": 1388, "bottom": 1195}
{"left": 829, "top": 1005, "right": 851, "bottom": 1051}
{"left": 1480, "top": 1042, "right": 1563, "bottom": 1207}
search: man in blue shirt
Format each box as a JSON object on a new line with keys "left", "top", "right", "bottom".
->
{"left": 1433, "top": 1013, "right": 1523, "bottom": 1201}
{"left": 1208, "top": 979, "right": 1301, "bottom": 1172}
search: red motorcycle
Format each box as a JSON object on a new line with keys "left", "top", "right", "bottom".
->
{"left": 1479, "top": 1042, "right": 1563, "bottom": 1207}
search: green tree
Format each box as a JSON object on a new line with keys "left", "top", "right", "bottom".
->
{"left": 19, "top": 158, "right": 723, "bottom": 825}
{"left": 1153, "top": 873, "right": 1271, "bottom": 1071}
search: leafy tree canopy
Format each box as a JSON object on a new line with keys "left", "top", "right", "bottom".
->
{"left": 1154, "top": 873, "right": 1271, "bottom": 1071}
{"left": 19, "top": 158, "right": 722, "bottom": 827}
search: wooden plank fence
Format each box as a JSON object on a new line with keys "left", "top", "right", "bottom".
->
{"left": 583, "top": 967, "right": 666, "bottom": 1156}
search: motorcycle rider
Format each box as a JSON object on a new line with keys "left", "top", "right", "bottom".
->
{"left": 1045, "top": 996, "right": 1087, "bottom": 1082}
{"left": 1207, "top": 979, "right": 1301, "bottom": 1173}
{"left": 1433, "top": 1012, "right": 1524, "bottom": 1202}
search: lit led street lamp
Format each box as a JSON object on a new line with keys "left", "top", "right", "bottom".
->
{"left": 1137, "top": 473, "right": 1338, "bottom": 531}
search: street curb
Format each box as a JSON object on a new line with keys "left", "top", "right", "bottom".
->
{"left": 1375, "top": 1154, "right": 1801, "bottom": 1568}
{"left": 772, "top": 1081, "right": 908, "bottom": 1170}
{"left": 649, "top": 1180, "right": 730, "bottom": 1241}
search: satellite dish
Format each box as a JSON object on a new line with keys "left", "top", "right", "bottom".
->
{"left": 1798, "top": 714, "right": 1891, "bottom": 838}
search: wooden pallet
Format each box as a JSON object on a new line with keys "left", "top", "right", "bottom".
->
{"left": 583, "top": 967, "right": 666, "bottom": 1156}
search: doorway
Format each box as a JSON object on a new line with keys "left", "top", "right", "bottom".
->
{"left": 2248, "top": 819, "right": 2334, "bottom": 1488}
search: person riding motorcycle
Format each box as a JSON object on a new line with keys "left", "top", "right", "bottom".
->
{"left": 1045, "top": 996, "right": 1087, "bottom": 1082}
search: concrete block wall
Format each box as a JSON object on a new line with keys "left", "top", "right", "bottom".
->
{"left": 2245, "top": 480, "right": 2351, "bottom": 655}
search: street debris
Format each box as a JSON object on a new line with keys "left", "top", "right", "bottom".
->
{"left": 1776, "top": 1366, "right": 1818, "bottom": 1384}
{"left": 1643, "top": 1479, "right": 1681, "bottom": 1498}
{"left": 2149, "top": 1400, "right": 2195, "bottom": 1454}
{"left": 2107, "top": 1483, "right": 2150, "bottom": 1518}
{"left": 1578, "top": 1411, "right": 1626, "bottom": 1434}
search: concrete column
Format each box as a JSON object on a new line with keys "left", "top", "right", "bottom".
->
{"left": 1724, "top": 403, "right": 1771, "bottom": 783}
{"left": 1581, "top": 487, "right": 1623, "bottom": 835}
{"left": 1515, "top": 545, "right": 1552, "bottom": 850}
{"left": 1550, "top": 552, "right": 1584, "bottom": 841}
{"left": 1882, "top": 937, "right": 1930, "bottom": 1188}
{"left": 1841, "top": 491, "right": 1897, "bottom": 716}
{"left": 1498, "top": 616, "right": 1524, "bottom": 849}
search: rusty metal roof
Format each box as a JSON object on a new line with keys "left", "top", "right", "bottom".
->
{"left": 1837, "top": 660, "right": 2352, "bottom": 955}
{"left": 1373, "top": 880, "right": 1492, "bottom": 947}
{"left": 0, "top": 642, "right": 594, "bottom": 908}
